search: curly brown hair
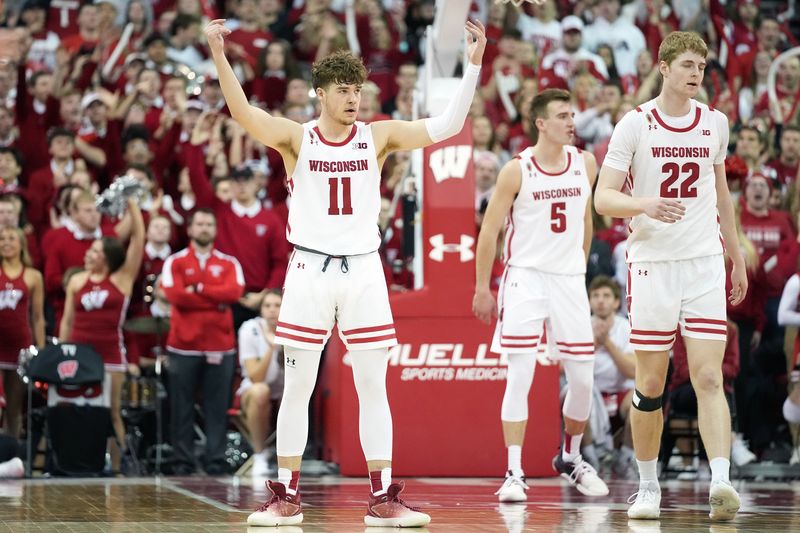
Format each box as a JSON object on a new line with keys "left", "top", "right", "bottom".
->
{"left": 311, "top": 50, "right": 369, "bottom": 91}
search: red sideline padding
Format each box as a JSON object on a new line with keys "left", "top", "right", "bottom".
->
{"left": 321, "top": 120, "right": 560, "bottom": 477}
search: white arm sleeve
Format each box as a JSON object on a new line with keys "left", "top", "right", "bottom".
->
{"left": 424, "top": 63, "right": 481, "bottom": 143}
{"left": 778, "top": 274, "right": 800, "bottom": 326}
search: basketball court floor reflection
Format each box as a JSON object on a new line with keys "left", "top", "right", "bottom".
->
{"left": 0, "top": 476, "right": 798, "bottom": 532}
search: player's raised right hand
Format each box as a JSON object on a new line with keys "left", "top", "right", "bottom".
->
{"left": 204, "top": 19, "right": 231, "bottom": 57}
{"left": 641, "top": 197, "right": 685, "bottom": 223}
{"left": 472, "top": 289, "right": 497, "bottom": 325}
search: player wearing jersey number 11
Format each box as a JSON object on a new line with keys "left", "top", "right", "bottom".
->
{"left": 205, "top": 16, "right": 487, "bottom": 528}
{"left": 595, "top": 31, "right": 746, "bottom": 522}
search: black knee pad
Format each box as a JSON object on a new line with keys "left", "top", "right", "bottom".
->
{"left": 632, "top": 389, "right": 663, "bottom": 412}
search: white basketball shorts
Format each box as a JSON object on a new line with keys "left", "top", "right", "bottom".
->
{"left": 275, "top": 249, "right": 397, "bottom": 351}
{"left": 491, "top": 266, "right": 594, "bottom": 361}
{"left": 627, "top": 254, "right": 727, "bottom": 352}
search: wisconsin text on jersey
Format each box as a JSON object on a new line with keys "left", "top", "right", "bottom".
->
{"left": 308, "top": 159, "right": 369, "bottom": 173}
{"left": 650, "top": 147, "right": 711, "bottom": 158}
{"left": 532, "top": 187, "right": 583, "bottom": 201}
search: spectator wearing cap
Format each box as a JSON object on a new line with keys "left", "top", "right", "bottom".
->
{"left": 14, "top": 62, "right": 60, "bottom": 177}
{"left": 18, "top": 0, "right": 61, "bottom": 73}
{"left": 166, "top": 14, "right": 206, "bottom": 72}
{"left": 186, "top": 114, "right": 288, "bottom": 330}
{"left": 582, "top": 0, "right": 646, "bottom": 78}
{"left": 26, "top": 128, "right": 81, "bottom": 234}
{"left": 78, "top": 91, "right": 124, "bottom": 183}
{"left": 60, "top": 3, "right": 100, "bottom": 56}
{"left": 228, "top": 0, "right": 274, "bottom": 69}
{"left": 539, "top": 16, "right": 608, "bottom": 92}
{"left": 740, "top": 173, "right": 798, "bottom": 340}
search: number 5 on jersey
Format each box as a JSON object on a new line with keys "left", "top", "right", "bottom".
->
{"left": 551, "top": 202, "right": 566, "bottom": 233}
{"left": 328, "top": 176, "right": 353, "bottom": 215}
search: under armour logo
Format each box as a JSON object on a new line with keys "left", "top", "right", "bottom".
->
{"left": 297, "top": 262, "right": 305, "bottom": 269}
{"left": 428, "top": 234, "right": 475, "bottom": 262}
{"left": 286, "top": 357, "right": 296, "bottom": 367}
{"left": 638, "top": 269, "right": 648, "bottom": 276}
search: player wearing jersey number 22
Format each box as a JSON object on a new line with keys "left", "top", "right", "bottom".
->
{"left": 205, "top": 15, "right": 487, "bottom": 528}
{"left": 595, "top": 31, "right": 746, "bottom": 522}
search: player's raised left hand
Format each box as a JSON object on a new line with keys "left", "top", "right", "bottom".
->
{"left": 729, "top": 260, "right": 748, "bottom": 306}
{"left": 465, "top": 19, "right": 487, "bottom": 66}
{"left": 472, "top": 288, "right": 497, "bottom": 324}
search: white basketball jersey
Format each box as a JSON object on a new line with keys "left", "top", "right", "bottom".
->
{"left": 287, "top": 121, "right": 382, "bottom": 255}
{"left": 604, "top": 99, "right": 728, "bottom": 263}
{"left": 503, "top": 145, "right": 591, "bottom": 274}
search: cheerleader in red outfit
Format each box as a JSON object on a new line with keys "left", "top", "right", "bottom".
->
{"left": 0, "top": 227, "right": 45, "bottom": 437}
{"left": 60, "top": 199, "right": 145, "bottom": 472}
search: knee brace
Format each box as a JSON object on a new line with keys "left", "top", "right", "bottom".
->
{"left": 632, "top": 389, "right": 662, "bottom": 412}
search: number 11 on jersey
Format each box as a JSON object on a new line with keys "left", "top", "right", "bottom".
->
{"left": 328, "top": 176, "right": 353, "bottom": 215}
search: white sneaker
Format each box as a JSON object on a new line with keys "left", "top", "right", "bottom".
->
{"left": 627, "top": 481, "right": 661, "bottom": 519}
{"left": 495, "top": 470, "right": 528, "bottom": 502}
{"left": 709, "top": 480, "right": 740, "bottom": 521}
{"left": 791, "top": 448, "right": 800, "bottom": 465}
{"left": 553, "top": 455, "right": 609, "bottom": 497}
{"left": 251, "top": 453, "right": 270, "bottom": 478}
{"left": 731, "top": 437, "right": 756, "bottom": 467}
{"left": 0, "top": 458, "right": 24, "bottom": 478}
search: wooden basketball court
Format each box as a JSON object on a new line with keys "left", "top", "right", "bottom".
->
{"left": 1, "top": 475, "right": 797, "bottom": 532}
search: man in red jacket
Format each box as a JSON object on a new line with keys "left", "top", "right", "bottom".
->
{"left": 160, "top": 208, "right": 245, "bottom": 475}
{"left": 186, "top": 117, "right": 288, "bottom": 330}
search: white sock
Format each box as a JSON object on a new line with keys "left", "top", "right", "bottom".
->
{"left": 381, "top": 467, "right": 392, "bottom": 491}
{"left": 709, "top": 457, "right": 731, "bottom": 484}
{"left": 507, "top": 445, "right": 522, "bottom": 476}
{"left": 562, "top": 433, "right": 583, "bottom": 463}
{"left": 636, "top": 459, "right": 659, "bottom": 486}
{"left": 277, "top": 467, "right": 294, "bottom": 495}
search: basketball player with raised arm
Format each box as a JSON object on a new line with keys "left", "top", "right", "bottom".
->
{"left": 205, "top": 18, "right": 486, "bottom": 528}
{"left": 594, "top": 32, "right": 746, "bottom": 521}
{"left": 473, "top": 89, "right": 609, "bottom": 502}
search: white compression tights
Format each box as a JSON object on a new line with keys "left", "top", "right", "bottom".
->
{"left": 276, "top": 347, "right": 393, "bottom": 461}
{"left": 501, "top": 354, "right": 594, "bottom": 423}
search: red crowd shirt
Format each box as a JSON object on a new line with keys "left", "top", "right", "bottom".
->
{"left": 739, "top": 207, "right": 798, "bottom": 297}
{"left": 160, "top": 244, "right": 244, "bottom": 355}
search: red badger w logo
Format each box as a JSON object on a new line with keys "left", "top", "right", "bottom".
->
{"left": 57, "top": 360, "right": 79, "bottom": 380}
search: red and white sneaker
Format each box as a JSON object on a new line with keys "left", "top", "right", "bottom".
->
{"left": 364, "top": 481, "right": 431, "bottom": 527}
{"left": 247, "top": 480, "right": 303, "bottom": 526}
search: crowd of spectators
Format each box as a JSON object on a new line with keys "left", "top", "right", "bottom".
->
{"left": 0, "top": 0, "right": 798, "bottom": 474}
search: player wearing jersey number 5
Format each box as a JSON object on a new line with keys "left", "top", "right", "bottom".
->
{"left": 205, "top": 17, "right": 486, "bottom": 528}
{"left": 595, "top": 32, "right": 746, "bottom": 522}
{"left": 473, "top": 88, "right": 609, "bottom": 502}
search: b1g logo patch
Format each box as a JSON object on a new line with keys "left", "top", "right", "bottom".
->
{"left": 352, "top": 142, "right": 368, "bottom": 150}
